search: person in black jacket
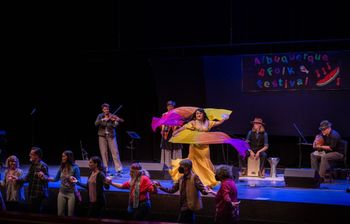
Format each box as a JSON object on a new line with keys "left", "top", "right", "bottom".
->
{"left": 70, "top": 156, "right": 109, "bottom": 218}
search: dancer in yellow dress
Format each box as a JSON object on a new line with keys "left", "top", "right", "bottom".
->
{"left": 169, "top": 108, "right": 228, "bottom": 187}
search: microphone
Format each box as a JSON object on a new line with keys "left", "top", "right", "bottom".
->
{"left": 30, "top": 108, "right": 37, "bottom": 116}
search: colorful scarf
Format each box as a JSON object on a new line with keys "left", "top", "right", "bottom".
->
{"left": 152, "top": 107, "right": 232, "bottom": 131}
{"left": 169, "top": 129, "right": 249, "bottom": 157}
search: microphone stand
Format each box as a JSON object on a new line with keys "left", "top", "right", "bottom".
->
{"left": 293, "top": 123, "right": 310, "bottom": 168}
{"left": 161, "top": 126, "right": 168, "bottom": 170}
{"left": 126, "top": 138, "right": 135, "bottom": 162}
{"left": 30, "top": 108, "right": 37, "bottom": 146}
{"left": 126, "top": 131, "right": 140, "bottom": 162}
{"left": 80, "top": 140, "right": 89, "bottom": 160}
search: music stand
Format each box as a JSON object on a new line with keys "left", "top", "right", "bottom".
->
{"left": 126, "top": 131, "right": 141, "bottom": 161}
{"left": 293, "top": 123, "right": 312, "bottom": 168}
{"left": 80, "top": 140, "right": 89, "bottom": 160}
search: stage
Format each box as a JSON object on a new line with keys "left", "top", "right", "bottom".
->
{"left": 2, "top": 163, "right": 350, "bottom": 224}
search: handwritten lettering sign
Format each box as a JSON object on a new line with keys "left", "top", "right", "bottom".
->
{"left": 242, "top": 51, "right": 350, "bottom": 91}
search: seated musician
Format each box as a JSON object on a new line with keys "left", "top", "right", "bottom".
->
{"left": 239, "top": 117, "right": 268, "bottom": 178}
{"left": 310, "top": 120, "right": 344, "bottom": 181}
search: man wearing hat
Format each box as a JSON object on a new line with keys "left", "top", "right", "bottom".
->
{"left": 239, "top": 117, "right": 269, "bottom": 177}
{"left": 160, "top": 100, "right": 183, "bottom": 169}
{"left": 154, "top": 159, "right": 209, "bottom": 223}
{"left": 310, "top": 120, "right": 344, "bottom": 180}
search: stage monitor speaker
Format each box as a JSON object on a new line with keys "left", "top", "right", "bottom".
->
{"left": 284, "top": 168, "right": 320, "bottom": 188}
{"left": 216, "top": 165, "right": 239, "bottom": 181}
{"left": 140, "top": 163, "right": 170, "bottom": 180}
{"left": 76, "top": 160, "right": 90, "bottom": 176}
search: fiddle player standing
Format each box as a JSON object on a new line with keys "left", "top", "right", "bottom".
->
{"left": 95, "top": 103, "right": 123, "bottom": 176}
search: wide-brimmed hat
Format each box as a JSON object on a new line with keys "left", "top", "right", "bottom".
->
{"left": 250, "top": 117, "right": 265, "bottom": 125}
{"left": 319, "top": 120, "right": 332, "bottom": 131}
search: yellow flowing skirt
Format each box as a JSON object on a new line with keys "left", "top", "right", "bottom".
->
{"left": 169, "top": 143, "right": 218, "bottom": 187}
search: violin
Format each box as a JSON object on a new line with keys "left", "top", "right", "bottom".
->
{"left": 104, "top": 114, "right": 124, "bottom": 122}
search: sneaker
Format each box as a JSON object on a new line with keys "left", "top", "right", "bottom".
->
{"left": 116, "top": 170, "right": 123, "bottom": 177}
{"left": 319, "top": 177, "right": 325, "bottom": 183}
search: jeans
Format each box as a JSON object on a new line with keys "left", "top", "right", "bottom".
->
{"left": 57, "top": 191, "right": 75, "bottom": 216}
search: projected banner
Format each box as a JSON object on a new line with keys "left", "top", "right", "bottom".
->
{"left": 242, "top": 51, "right": 350, "bottom": 91}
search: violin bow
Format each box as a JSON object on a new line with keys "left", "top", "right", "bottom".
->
{"left": 112, "top": 105, "right": 123, "bottom": 115}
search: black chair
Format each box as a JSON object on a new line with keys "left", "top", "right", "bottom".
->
{"left": 325, "top": 140, "right": 348, "bottom": 182}
{"left": 338, "top": 140, "right": 348, "bottom": 169}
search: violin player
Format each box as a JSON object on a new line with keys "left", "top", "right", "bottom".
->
{"left": 95, "top": 103, "right": 124, "bottom": 176}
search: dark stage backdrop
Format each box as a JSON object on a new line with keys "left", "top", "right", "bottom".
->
{"left": 1, "top": 53, "right": 349, "bottom": 167}
{"left": 0, "top": 54, "right": 160, "bottom": 165}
